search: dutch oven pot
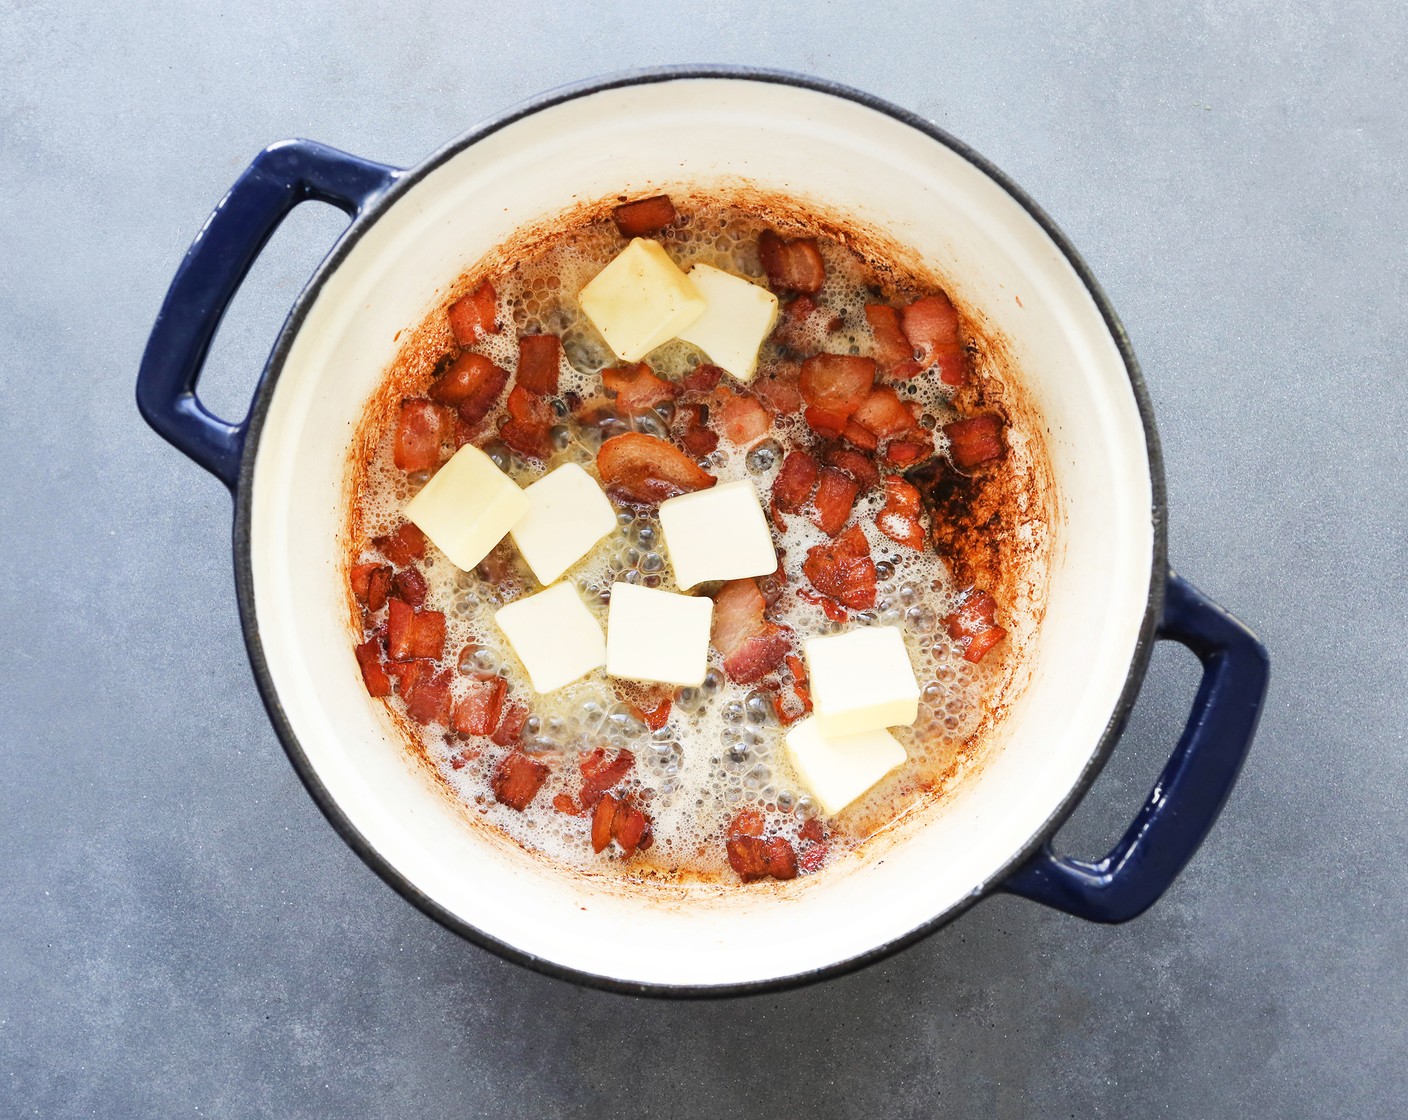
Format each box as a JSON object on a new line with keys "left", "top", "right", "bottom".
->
{"left": 136, "top": 68, "right": 1270, "bottom": 996}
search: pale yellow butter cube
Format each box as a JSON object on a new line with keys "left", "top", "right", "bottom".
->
{"left": 494, "top": 583, "right": 606, "bottom": 694}
{"left": 675, "top": 264, "right": 779, "bottom": 382}
{"left": 510, "top": 463, "right": 616, "bottom": 585}
{"left": 785, "top": 717, "right": 907, "bottom": 816}
{"left": 578, "top": 238, "right": 706, "bottom": 362}
{"left": 658, "top": 480, "right": 777, "bottom": 591}
{"left": 403, "top": 444, "right": 528, "bottom": 571}
{"left": 605, "top": 582, "right": 712, "bottom": 687}
{"left": 803, "top": 626, "right": 921, "bottom": 737}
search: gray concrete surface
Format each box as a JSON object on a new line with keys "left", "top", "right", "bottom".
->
{"left": 3, "top": 1, "right": 1404, "bottom": 1116}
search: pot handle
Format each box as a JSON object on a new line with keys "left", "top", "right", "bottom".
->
{"left": 1000, "top": 570, "right": 1269, "bottom": 922}
{"left": 136, "top": 140, "right": 399, "bottom": 491}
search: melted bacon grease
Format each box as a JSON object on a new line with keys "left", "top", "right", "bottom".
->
{"left": 345, "top": 193, "right": 1053, "bottom": 887}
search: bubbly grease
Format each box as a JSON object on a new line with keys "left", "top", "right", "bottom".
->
{"left": 351, "top": 202, "right": 1017, "bottom": 881}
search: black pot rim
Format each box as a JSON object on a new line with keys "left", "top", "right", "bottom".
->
{"left": 231, "top": 64, "right": 1169, "bottom": 1000}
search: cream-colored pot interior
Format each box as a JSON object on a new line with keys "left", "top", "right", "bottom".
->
{"left": 248, "top": 76, "right": 1155, "bottom": 989}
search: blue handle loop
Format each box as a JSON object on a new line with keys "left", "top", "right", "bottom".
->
{"left": 1002, "top": 570, "right": 1269, "bottom": 922}
{"left": 136, "top": 140, "right": 399, "bottom": 491}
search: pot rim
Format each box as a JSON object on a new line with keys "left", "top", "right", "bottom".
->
{"left": 231, "top": 64, "right": 1169, "bottom": 999}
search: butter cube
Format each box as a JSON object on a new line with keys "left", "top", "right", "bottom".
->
{"left": 785, "top": 717, "right": 907, "bottom": 816}
{"left": 509, "top": 463, "right": 616, "bottom": 585}
{"left": 605, "top": 582, "right": 712, "bottom": 687}
{"left": 494, "top": 583, "right": 605, "bottom": 694}
{"left": 403, "top": 444, "right": 528, "bottom": 571}
{"left": 578, "top": 238, "right": 706, "bottom": 362}
{"left": 658, "top": 480, "right": 777, "bottom": 591}
{"left": 675, "top": 264, "right": 780, "bottom": 382}
{"left": 803, "top": 626, "right": 920, "bottom": 736}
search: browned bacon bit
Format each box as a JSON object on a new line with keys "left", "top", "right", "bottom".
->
{"left": 492, "top": 750, "right": 550, "bottom": 811}
{"left": 603, "top": 361, "right": 676, "bottom": 415}
{"left": 901, "top": 292, "right": 967, "bottom": 386}
{"left": 452, "top": 676, "right": 507, "bottom": 736}
{"left": 404, "top": 668, "right": 452, "bottom": 726}
{"left": 446, "top": 279, "right": 498, "bottom": 346}
{"left": 681, "top": 363, "right": 724, "bottom": 393}
{"left": 758, "top": 230, "right": 826, "bottom": 294}
{"left": 726, "top": 811, "right": 799, "bottom": 882}
{"left": 799, "top": 354, "right": 875, "bottom": 437}
{"left": 752, "top": 368, "right": 803, "bottom": 416}
{"left": 670, "top": 400, "right": 719, "bottom": 458}
{"left": 771, "top": 448, "right": 819, "bottom": 514}
{"left": 350, "top": 562, "right": 391, "bottom": 608}
{"left": 711, "top": 579, "right": 791, "bottom": 684}
{"left": 784, "top": 653, "right": 813, "bottom": 715}
{"left": 489, "top": 701, "right": 529, "bottom": 747}
{"left": 714, "top": 388, "right": 771, "bottom": 447}
{"left": 591, "top": 793, "right": 653, "bottom": 857}
{"left": 636, "top": 698, "right": 672, "bottom": 731}
{"left": 864, "top": 304, "right": 915, "bottom": 373}
{"left": 393, "top": 398, "right": 449, "bottom": 472}
{"left": 797, "top": 587, "right": 848, "bottom": 624}
{"left": 390, "top": 566, "right": 427, "bottom": 608}
{"left": 943, "top": 589, "right": 1007, "bottom": 663}
{"left": 803, "top": 525, "right": 877, "bottom": 610}
{"left": 812, "top": 467, "right": 861, "bottom": 537}
{"left": 579, "top": 747, "right": 636, "bottom": 809}
{"left": 842, "top": 419, "right": 879, "bottom": 451}
{"left": 876, "top": 477, "right": 927, "bottom": 550}
{"left": 597, "top": 432, "right": 717, "bottom": 504}
{"left": 498, "top": 385, "right": 554, "bottom": 458}
{"left": 383, "top": 657, "right": 429, "bottom": 697}
{"left": 386, "top": 598, "right": 447, "bottom": 661}
{"left": 553, "top": 793, "right": 583, "bottom": 816}
{"left": 373, "top": 521, "right": 426, "bottom": 567}
{"left": 943, "top": 414, "right": 1005, "bottom": 470}
{"left": 822, "top": 445, "right": 881, "bottom": 490}
{"left": 516, "top": 333, "right": 561, "bottom": 396}
{"left": 799, "top": 842, "right": 828, "bottom": 874}
{"left": 429, "top": 352, "right": 510, "bottom": 427}
{"left": 883, "top": 435, "right": 933, "bottom": 467}
{"left": 591, "top": 794, "right": 617, "bottom": 852}
{"left": 852, "top": 386, "right": 916, "bottom": 440}
{"left": 799, "top": 818, "right": 824, "bottom": 843}
{"left": 354, "top": 638, "right": 391, "bottom": 698}
{"left": 612, "top": 194, "right": 678, "bottom": 237}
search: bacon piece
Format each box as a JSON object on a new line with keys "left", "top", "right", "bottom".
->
{"left": 636, "top": 698, "right": 672, "bottom": 731}
{"left": 864, "top": 304, "right": 914, "bottom": 372}
{"left": 772, "top": 294, "right": 839, "bottom": 353}
{"left": 822, "top": 445, "right": 881, "bottom": 490}
{"left": 670, "top": 400, "right": 719, "bottom": 458}
{"left": 516, "top": 334, "right": 561, "bottom": 396}
{"left": 603, "top": 361, "right": 676, "bottom": 415}
{"left": 799, "top": 842, "right": 828, "bottom": 874}
{"left": 758, "top": 230, "right": 826, "bottom": 294}
{"left": 553, "top": 793, "right": 582, "bottom": 816}
{"left": 752, "top": 369, "right": 803, "bottom": 416}
{"left": 386, "top": 598, "right": 446, "bottom": 662}
{"left": 612, "top": 800, "right": 650, "bottom": 856}
{"left": 783, "top": 653, "right": 812, "bottom": 717}
{"left": 491, "top": 751, "right": 549, "bottom": 811}
{"left": 452, "top": 676, "right": 507, "bottom": 736}
{"left": 383, "top": 657, "right": 429, "bottom": 697}
{"left": 714, "top": 388, "right": 771, "bottom": 447}
{"left": 803, "top": 525, "right": 876, "bottom": 610}
{"left": 943, "top": 589, "right": 1008, "bottom": 663}
{"left": 681, "top": 363, "right": 724, "bottom": 393}
{"left": 727, "top": 832, "right": 799, "bottom": 883}
{"left": 489, "top": 701, "right": 529, "bottom": 747}
{"left": 373, "top": 522, "right": 426, "bottom": 567}
{"left": 841, "top": 420, "right": 879, "bottom": 451}
{"left": 390, "top": 566, "right": 427, "bottom": 608}
{"left": 797, "top": 586, "right": 849, "bottom": 624}
{"left": 597, "top": 432, "right": 717, "bottom": 504}
{"left": 852, "top": 386, "right": 916, "bottom": 440}
{"left": 350, "top": 562, "right": 391, "bottom": 609}
{"left": 354, "top": 638, "right": 391, "bottom": 698}
{"left": 883, "top": 436, "right": 933, "bottom": 466}
{"left": 429, "top": 352, "right": 509, "bottom": 426}
{"left": 943, "top": 414, "right": 1005, "bottom": 470}
{"left": 579, "top": 747, "right": 635, "bottom": 809}
{"left": 591, "top": 793, "right": 618, "bottom": 853}
{"left": 901, "top": 292, "right": 967, "bottom": 386}
{"left": 498, "top": 385, "right": 554, "bottom": 459}
{"left": 711, "top": 579, "right": 791, "bottom": 684}
{"left": 771, "top": 448, "right": 819, "bottom": 513}
{"left": 731, "top": 809, "right": 765, "bottom": 838}
{"left": 612, "top": 194, "right": 677, "bottom": 237}
{"left": 404, "top": 668, "right": 452, "bottom": 726}
{"left": 876, "top": 477, "right": 926, "bottom": 550}
{"left": 799, "top": 354, "right": 874, "bottom": 417}
{"left": 812, "top": 467, "right": 860, "bottom": 537}
{"left": 393, "top": 398, "right": 448, "bottom": 472}
{"left": 799, "top": 818, "right": 825, "bottom": 843}
{"left": 446, "top": 280, "right": 498, "bottom": 346}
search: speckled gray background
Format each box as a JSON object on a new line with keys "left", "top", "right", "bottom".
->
{"left": 3, "top": 1, "right": 1404, "bottom": 1116}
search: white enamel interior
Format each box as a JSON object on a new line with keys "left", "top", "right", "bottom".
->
{"left": 249, "top": 78, "right": 1155, "bottom": 989}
